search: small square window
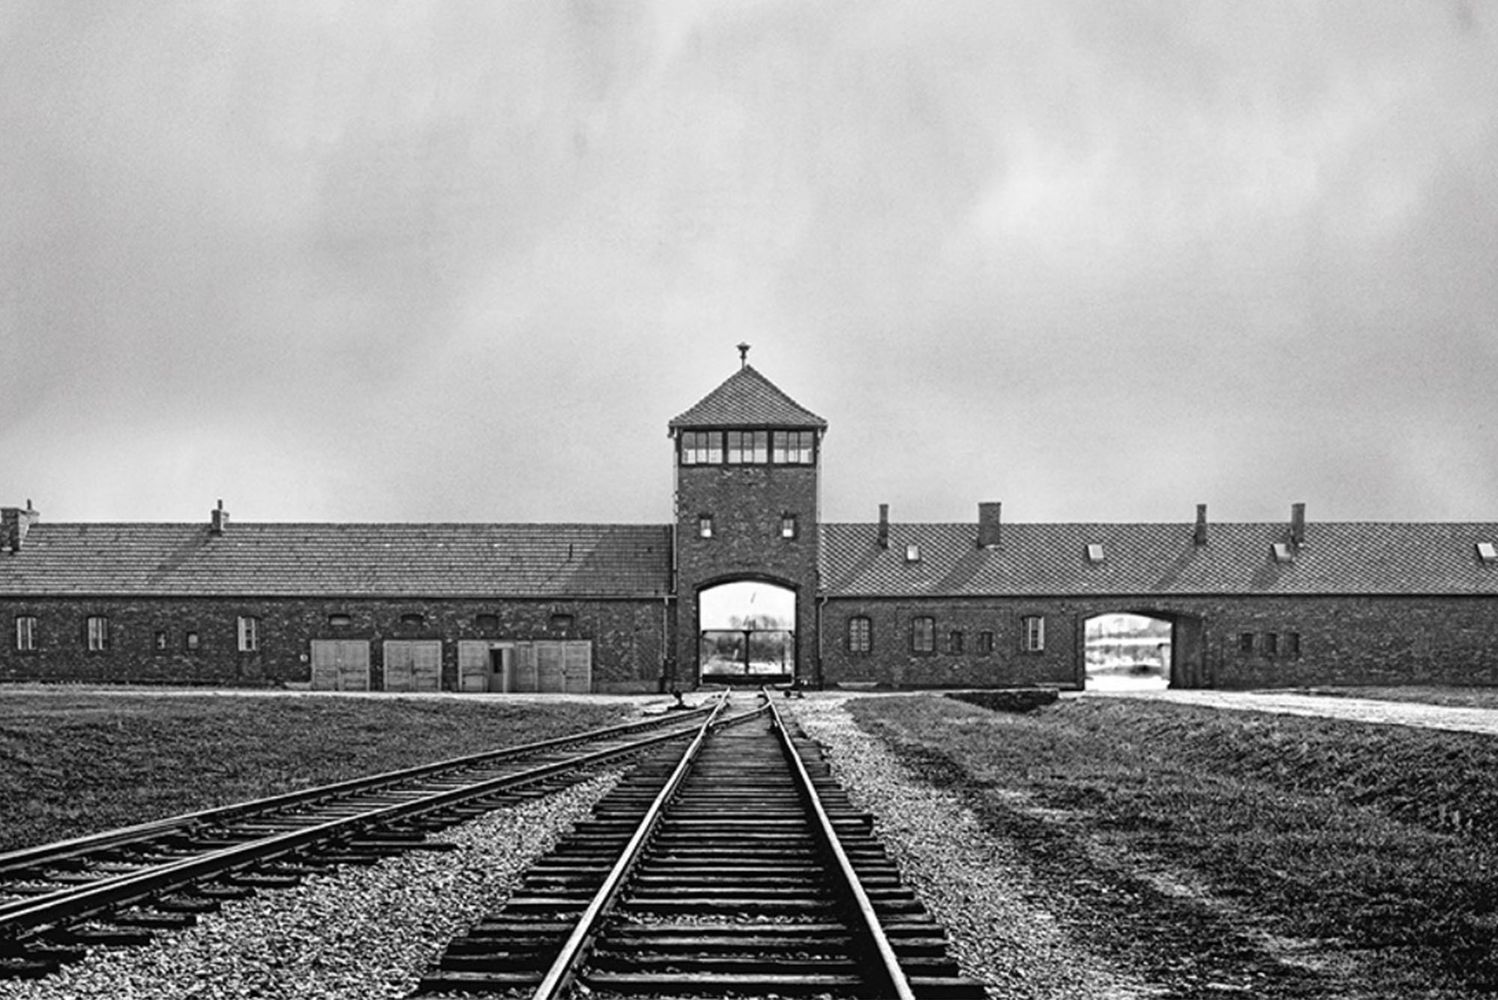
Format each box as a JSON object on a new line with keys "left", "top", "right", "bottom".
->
{"left": 185, "top": 631, "right": 200, "bottom": 652}
{"left": 328, "top": 613, "right": 353, "bottom": 627}
{"left": 154, "top": 630, "right": 169, "bottom": 651}
{"left": 698, "top": 515, "right": 714, "bottom": 539}
{"left": 549, "top": 613, "right": 574, "bottom": 630}
{"left": 1239, "top": 632, "right": 1255, "bottom": 654}
{"left": 977, "top": 630, "right": 994, "bottom": 654}
{"left": 1021, "top": 615, "right": 1045, "bottom": 653}
{"left": 237, "top": 616, "right": 260, "bottom": 652}
{"left": 781, "top": 514, "right": 797, "bottom": 539}
{"left": 1264, "top": 632, "right": 1280, "bottom": 656}
{"left": 1285, "top": 632, "right": 1301, "bottom": 657}
{"left": 948, "top": 630, "right": 964, "bottom": 654}
{"left": 911, "top": 616, "right": 935, "bottom": 654}
{"left": 847, "top": 616, "right": 872, "bottom": 655}
{"left": 86, "top": 615, "right": 109, "bottom": 652}
{"left": 475, "top": 613, "right": 499, "bottom": 632}
{"left": 15, "top": 616, "right": 37, "bottom": 652}
{"left": 399, "top": 613, "right": 425, "bottom": 628}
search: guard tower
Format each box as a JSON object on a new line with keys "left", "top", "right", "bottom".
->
{"left": 667, "top": 348, "right": 827, "bottom": 688}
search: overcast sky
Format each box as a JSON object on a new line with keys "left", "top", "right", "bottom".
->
{"left": 2, "top": 1, "right": 1495, "bottom": 528}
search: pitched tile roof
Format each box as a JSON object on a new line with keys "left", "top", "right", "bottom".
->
{"left": 0, "top": 523, "right": 672, "bottom": 598}
{"left": 820, "top": 521, "right": 1498, "bottom": 597}
{"left": 668, "top": 365, "right": 827, "bottom": 430}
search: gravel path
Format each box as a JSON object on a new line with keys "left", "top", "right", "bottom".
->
{"left": 789, "top": 697, "right": 1160, "bottom": 1000}
{"left": 1079, "top": 688, "right": 1498, "bottom": 735}
{"left": 0, "top": 773, "right": 622, "bottom": 1000}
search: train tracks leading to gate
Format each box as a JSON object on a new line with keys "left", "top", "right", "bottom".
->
{"left": 0, "top": 700, "right": 734, "bottom": 981}
{"left": 419, "top": 692, "right": 986, "bottom": 999}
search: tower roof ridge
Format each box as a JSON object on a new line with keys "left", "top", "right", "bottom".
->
{"left": 668, "top": 364, "right": 827, "bottom": 431}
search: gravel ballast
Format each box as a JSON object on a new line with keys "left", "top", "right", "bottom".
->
{"left": 790, "top": 696, "right": 1158, "bottom": 1000}
{"left": 1, "top": 773, "right": 622, "bottom": 1000}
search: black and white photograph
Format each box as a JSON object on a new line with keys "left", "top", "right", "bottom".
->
{"left": 3, "top": 2, "right": 1498, "bottom": 997}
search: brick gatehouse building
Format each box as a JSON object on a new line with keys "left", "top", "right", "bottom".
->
{"left": 5, "top": 359, "right": 1498, "bottom": 692}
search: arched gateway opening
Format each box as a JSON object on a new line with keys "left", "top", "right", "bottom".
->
{"left": 1082, "top": 611, "right": 1207, "bottom": 690}
{"left": 698, "top": 580, "right": 796, "bottom": 685}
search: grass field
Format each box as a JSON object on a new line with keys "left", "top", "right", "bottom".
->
{"left": 0, "top": 690, "right": 636, "bottom": 853}
{"left": 848, "top": 694, "right": 1498, "bottom": 997}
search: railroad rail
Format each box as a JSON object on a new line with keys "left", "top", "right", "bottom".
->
{"left": 418, "top": 691, "right": 986, "bottom": 998}
{"left": 0, "top": 698, "right": 733, "bottom": 980}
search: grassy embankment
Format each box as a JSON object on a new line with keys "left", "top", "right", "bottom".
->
{"left": 0, "top": 691, "right": 636, "bottom": 853}
{"left": 849, "top": 695, "right": 1498, "bottom": 996}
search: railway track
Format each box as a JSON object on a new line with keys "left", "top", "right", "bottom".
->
{"left": 419, "top": 692, "right": 986, "bottom": 999}
{"left": 0, "top": 699, "right": 731, "bottom": 981}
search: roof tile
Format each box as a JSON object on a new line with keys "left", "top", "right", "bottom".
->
{"left": 668, "top": 365, "right": 827, "bottom": 430}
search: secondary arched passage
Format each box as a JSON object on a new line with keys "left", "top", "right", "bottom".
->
{"left": 1082, "top": 610, "right": 1208, "bottom": 690}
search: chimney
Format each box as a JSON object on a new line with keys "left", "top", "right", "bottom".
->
{"left": 877, "top": 503, "right": 890, "bottom": 549}
{"left": 2, "top": 501, "right": 37, "bottom": 553}
{"left": 978, "top": 501, "right": 1002, "bottom": 548}
{"left": 210, "top": 499, "right": 229, "bottom": 536}
{"left": 1193, "top": 503, "right": 1208, "bottom": 546}
{"left": 1290, "top": 502, "right": 1306, "bottom": 546}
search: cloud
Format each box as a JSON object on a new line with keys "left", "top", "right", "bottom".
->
{"left": 1, "top": 1, "right": 1496, "bottom": 524}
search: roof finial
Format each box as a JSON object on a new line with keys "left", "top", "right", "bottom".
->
{"left": 737, "top": 342, "right": 750, "bottom": 369}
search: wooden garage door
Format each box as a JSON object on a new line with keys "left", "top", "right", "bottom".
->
{"left": 457, "top": 641, "right": 496, "bottom": 692}
{"left": 537, "top": 642, "right": 566, "bottom": 693}
{"left": 563, "top": 640, "right": 592, "bottom": 693}
{"left": 310, "top": 640, "right": 370, "bottom": 691}
{"left": 383, "top": 640, "right": 442, "bottom": 692}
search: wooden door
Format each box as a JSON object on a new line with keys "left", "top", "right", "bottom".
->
{"left": 310, "top": 640, "right": 370, "bottom": 691}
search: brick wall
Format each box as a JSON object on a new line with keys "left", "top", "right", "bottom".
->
{"left": 0, "top": 595, "right": 667, "bottom": 692}
{"left": 819, "top": 593, "right": 1498, "bottom": 689}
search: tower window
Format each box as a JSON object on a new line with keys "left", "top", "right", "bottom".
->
{"left": 679, "top": 430, "right": 722, "bottom": 465}
{"left": 154, "top": 630, "right": 169, "bottom": 651}
{"left": 773, "top": 430, "right": 815, "bottom": 464}
{"left": 948, "top": 630, "right": 964, "bottom": 654}
{"left": 911, "top": 616, "right": 936, "bottom": 654}
{"left": 1239, "top": 632, "right": 1255, "bottom": 654}
{"left": 698, "top": 515, "right": 714, "bottom": 539}
{"left": 1264, "top": 632, "right": 1279, "bottom": 657}
{"left": 185, "top": 631, "right": 201, "bottom": 651}
{"left": 847, "top": 616, "right": 872, "bottom": 655}
{"left": 977, "top": 630, "right": 995, "bottom": 654}
{"left": 725, "top": 430, "right": 768, "bottom": 464}
{"left": 780, "top": 514, "right": 797, "bottom": 539}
